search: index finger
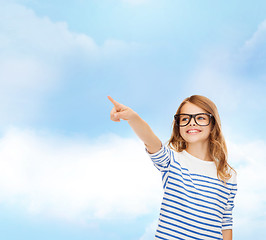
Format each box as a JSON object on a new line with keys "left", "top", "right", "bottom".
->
{"left": 107, "top": 96, "right": 121, "bottom": 107}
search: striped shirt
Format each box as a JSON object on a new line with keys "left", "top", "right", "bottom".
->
{"left": 145, "top": 144, "right": 237, "bottom": 240}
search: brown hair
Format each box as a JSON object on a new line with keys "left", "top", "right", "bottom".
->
{"left": 167, "top": 95, "right": 236, "bottom": 185}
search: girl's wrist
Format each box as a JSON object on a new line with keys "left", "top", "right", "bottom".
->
{"left": 127, "top": 110, "right": 139, "bottom": 122}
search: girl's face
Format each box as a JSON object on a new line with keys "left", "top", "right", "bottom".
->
{"left": 179, "top": 102, "right": 212, "bottom": 146}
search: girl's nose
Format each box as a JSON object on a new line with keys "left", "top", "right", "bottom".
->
{"left": 190, "top": 117, "right": 196, "bottom": 126}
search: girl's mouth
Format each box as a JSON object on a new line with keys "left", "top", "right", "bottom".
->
{"left": 187, "top": 129, "right": 201, "bottom": 134}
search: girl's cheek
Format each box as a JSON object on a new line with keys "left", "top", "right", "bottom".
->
{"left": 179, "top": 130, "right": 186, "bottom": 139}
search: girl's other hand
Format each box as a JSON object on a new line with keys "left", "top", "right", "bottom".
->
{"left": 107, "top": 96, "right": 137, "bottom": 122}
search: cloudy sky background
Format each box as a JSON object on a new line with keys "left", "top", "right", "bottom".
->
{"left": 0, "top": 0, "right": 265, "bottom": 239}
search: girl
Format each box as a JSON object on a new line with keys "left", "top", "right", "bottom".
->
{"left": 108, "top": 95, "right": 237, "bottom": 240}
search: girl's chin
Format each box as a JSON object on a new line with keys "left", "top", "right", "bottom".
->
{"left": 183, "top": 137, "right": 208, "bottom": 143}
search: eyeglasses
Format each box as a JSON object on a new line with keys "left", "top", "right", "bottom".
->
{"left": 174, "top": 113, "right": 213, "bottom": 127}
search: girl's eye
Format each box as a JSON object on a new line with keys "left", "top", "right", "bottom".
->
{"left": 197, "top": 114, "right": 207, "bottom": 120}
{"left": 181, "top": 117, "right": 189, "bottom": 121}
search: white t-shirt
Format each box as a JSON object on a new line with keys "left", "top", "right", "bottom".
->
{"left": 145, "top": 143, "right": 237, "bottom": 240}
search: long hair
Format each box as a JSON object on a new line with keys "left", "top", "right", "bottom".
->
{"left": 167, "top": 95, "right": 236, "bottom": 185}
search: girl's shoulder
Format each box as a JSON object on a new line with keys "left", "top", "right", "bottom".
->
{"left": 226, "top": 167, "right": 238, "bottom": 185}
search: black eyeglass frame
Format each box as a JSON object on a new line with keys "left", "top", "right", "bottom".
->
{"left": 174, "top": 113, "right": 213, "bottom": 127}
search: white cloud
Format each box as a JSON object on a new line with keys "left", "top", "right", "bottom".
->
{"left": 236, "top": 19, "right": 266, "bottom": 80}
{"left": 0, "top": 128, "right": 162, "bottom": 224}
{"left": 226, "top": 139, "right": 266, "bottom": 237}
{"left": 242, "top": 19, "right": 266, "bottom": 52}
{"left": 0, "top": 2, "right": 139, "bottom": 125}
{"left": 0, "top": 2, "right": 138, "bottom": 67}
{"left": 0, "top": 3, "right": 97, "bottom": 58}
{"left": 185, "top": 19, "right": 266, "bottom": 114}
{"left": 0, "top": 127, "right": 265, "bottom": 235}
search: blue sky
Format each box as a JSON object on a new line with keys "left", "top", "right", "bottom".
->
{"left": 0, "top": 0, "right": 266, "bottom": 239}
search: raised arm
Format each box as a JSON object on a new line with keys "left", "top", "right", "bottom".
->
{"left": 107, "top": 96, "right": 162, "bottom": 154}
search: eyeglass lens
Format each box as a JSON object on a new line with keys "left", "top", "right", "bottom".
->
{"left": 178, "top": 114, "right": 210, "bottom": 126}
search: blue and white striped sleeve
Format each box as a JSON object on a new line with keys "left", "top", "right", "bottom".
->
{"left": 145, "top": 143, "right": 171, "bottom": 173}
{"left": 222, "top": 173, "right": 238, "bottom": 230}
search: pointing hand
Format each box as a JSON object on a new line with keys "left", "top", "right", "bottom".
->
{"left": 107, "top": 96, "right": 136, "bottom": 122}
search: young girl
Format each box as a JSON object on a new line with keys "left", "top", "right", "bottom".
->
{"left": 108, "top": 95, "right": 237, "bottom": 240}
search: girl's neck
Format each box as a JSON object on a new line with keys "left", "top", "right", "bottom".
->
{"left": 186, "top": 142, "right": 212, "bottom": 162}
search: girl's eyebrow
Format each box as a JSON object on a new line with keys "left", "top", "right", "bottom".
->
{"left": 179, "top": 112, "right": 205, "bottom": 114}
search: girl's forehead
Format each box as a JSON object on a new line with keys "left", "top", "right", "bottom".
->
{"left": 180, "top": 102, "right": 207, "bottom": 114}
